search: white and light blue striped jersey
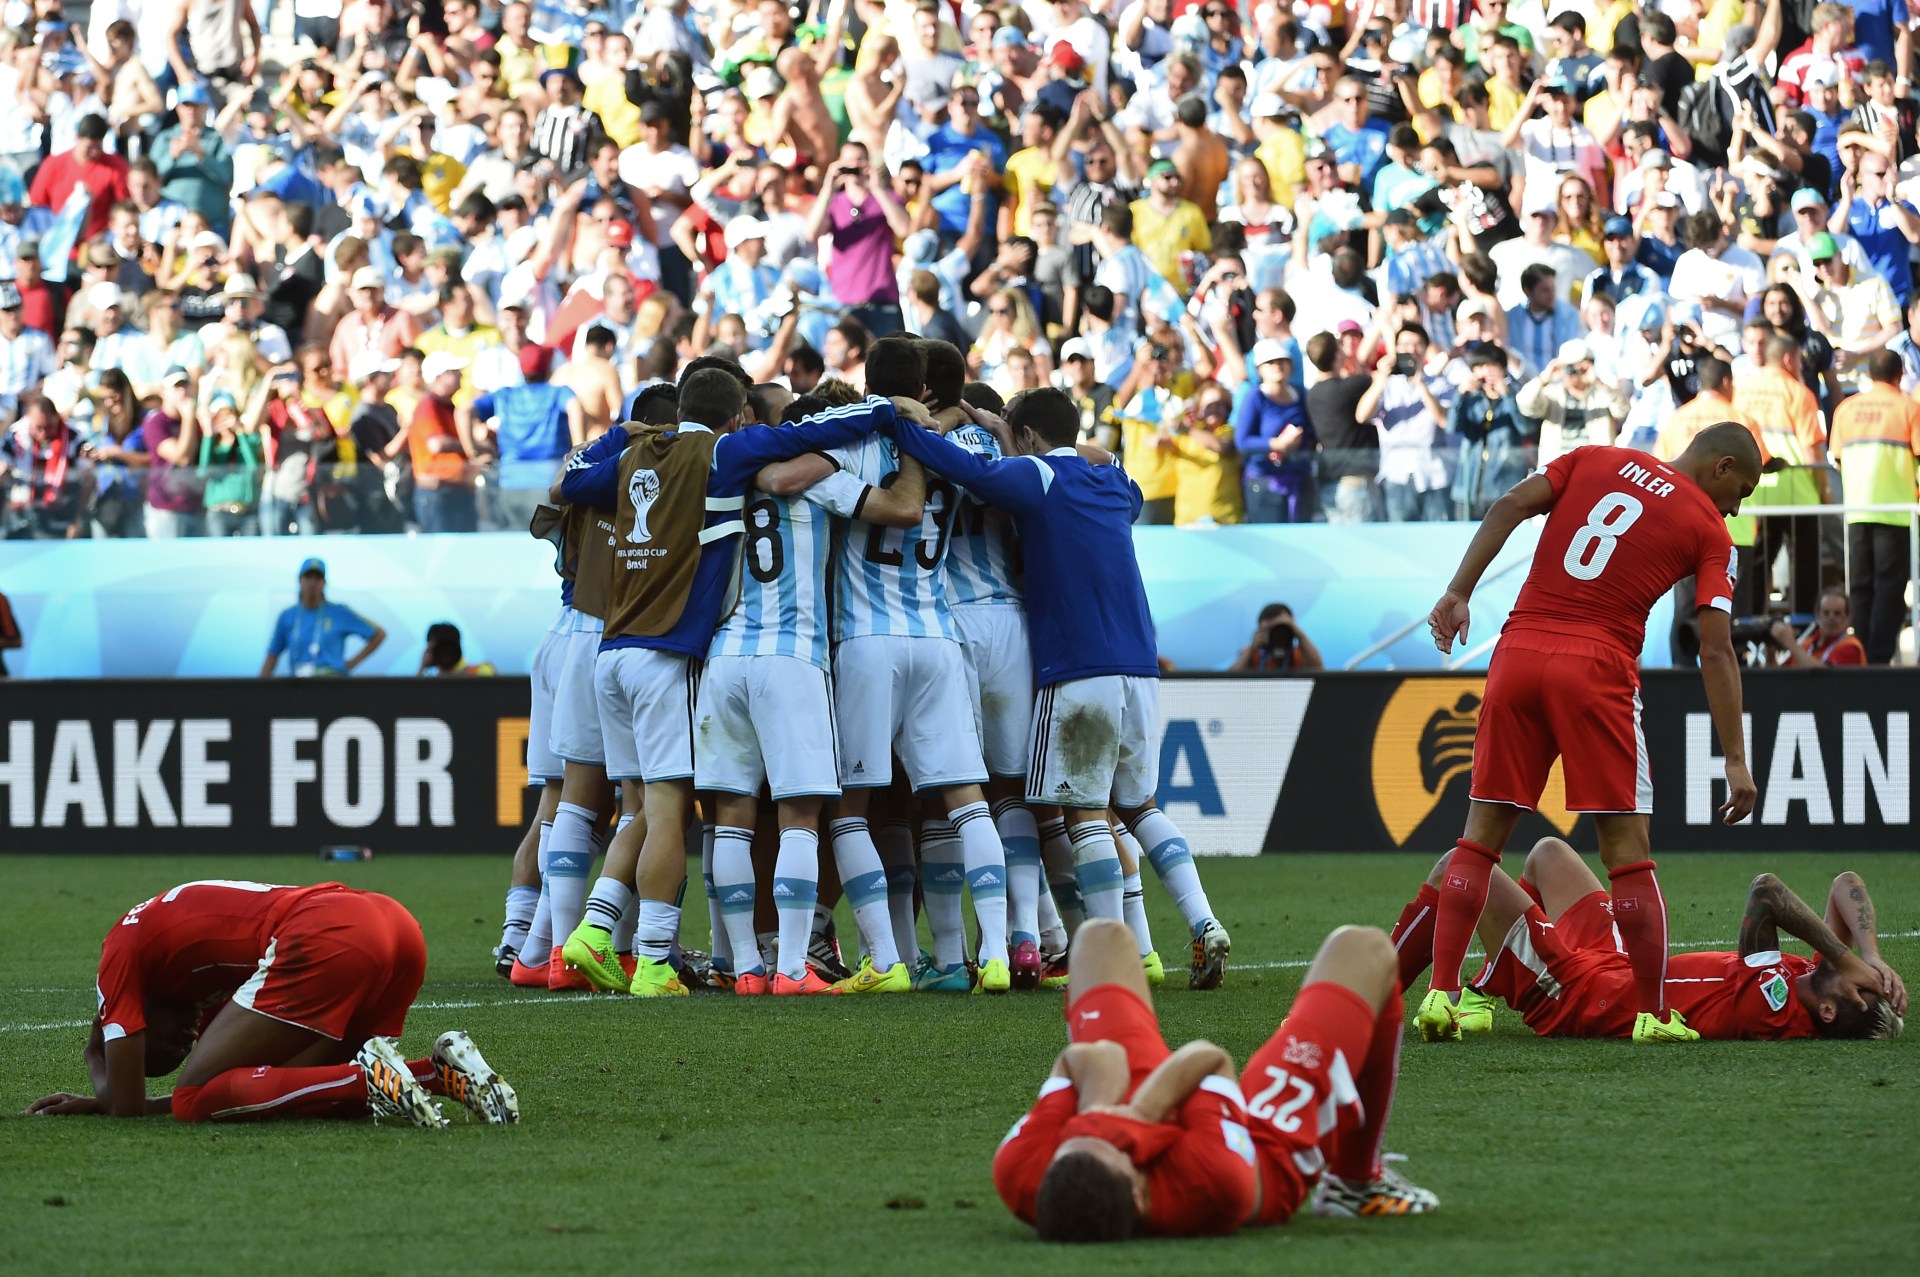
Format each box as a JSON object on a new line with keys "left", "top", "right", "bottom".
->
{"left": 940, "top": 423, "right": 1024, "bottom": 607}
{"left": 707, "top": 485, "right": 836, "bottom": 669}
{"left": 819, "top": 432, "right": 959, "bottom": 642}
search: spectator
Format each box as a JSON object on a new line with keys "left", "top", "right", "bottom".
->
{"left": 471, "top": 343, "right": 583, "bottom": 530}
{"left": 1504, "top": 264, "right": 1584, "bottom": 386}
{"left": 0, "top": 582, "right": 18, "bottom": 675}
{"left": 420, "top": 621, "right": 496, "bottom": 676}
{"left": 196, "top": 391, "right": 261, "bottom": 537}
{"left": 1768, "top": 590, "right": 1869, "bottom": 667}
{"left": 1734, "top": 334, "right": 1830, "bottom": 613}
{"left": 971, "top": 287, "right": 1051, "bottom": 395}
{"left": 79, "top": 369, "right": 150, "bottom": 539}
{"left": 1359, "top": 321, "right": 1456, "bottom": 522}
{"left": 0, "top": 281, "right": 55, "bottom": 406}
{"left": 260, "top": 558, "right": 387, "bottom": 678}
{"left": 151, "top": 81, "right": 234, "bottom": 232}
{"left": 1828, "top": 350, "right": 1920, "bottom": 663}
{"left": 410, "top": 351, "right": 477, "bottom": 533}
{"left": 1227, "top": 602, "right": 1324, "bottom": 672}
{"left": 808, "top": 142, "right": 912, "bottom": 337}
{"left": 1807, "top": 233, "right": 1900, "bottom": 391}
{"left": 1232, "top": 338, "right": 1312, "bottom": 523}
{"left": 1058, "top": 337, "right": 1117, "bottom": 450}
{"left": 1833, "top": 150, "right": 1920, "bottom": 308}
{"left": 1448, "top": 345, "right": 1534, "bottom": 520}
{"left": 1304, "top": 325, "right": 1379, "bottom": 523}
{"left": 330, "top": 266, "right": 422, "bottom": 381}
{"left": 0, "top": 395, "right": 84, "bottom": 539}
{"left": 1518, "top": 339, "right": 1629, "bottom": 463}
{"left": 139, "top": 369, "right": 204, "bottom": 538}
{"left": 1111, "top": 330, "right": 1190, "bottom": 524}
{"left": 1668, "top": 208, "right": 1766, "bottom": 348}
{"left": 27, "top": 114, "right": 129, "bottom": 249}
{"left": 1167, "top": 379, "right": 1241, "bottom": 526}
{"left": 1581, "top": 216, "right": 1665, "bottom": 306}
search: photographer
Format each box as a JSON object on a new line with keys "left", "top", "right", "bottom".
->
{"left": 1357, "top": 320, "right": 1456, "bottom": 523}
{"left": 1766, "top": 590, "right": 1867, "bottom": 667}
{"left": 1448, "top": 344, "right": 1535, "bottom": 520}
{"left": 1517, "top": 339, "right": 1628, "bottom": 464}
{"left": 805, "top": 141, "right": 913, "bottom": 338}
{"left": 1228, "top": 602, "right": 1323, "bottom": 672}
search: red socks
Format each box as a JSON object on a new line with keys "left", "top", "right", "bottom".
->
{"left": 1388, "top": 884, "right": 1440, "bottom": 989}
{"left": 1608, "top": 859, "right": 1670, "bottom": 1014}
{"left": 172, "top": 1058, "right": 440, "bottom": 1123}
{"left": 1329, "top": 982, "right": 1405, "bottom": 1184}
{"left": 1428, "top": 840, "right": 1499, "bottom": 994}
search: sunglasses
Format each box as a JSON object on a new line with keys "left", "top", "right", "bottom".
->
{"left": 989, "top": 306, "right": 1011, "bottom": 315}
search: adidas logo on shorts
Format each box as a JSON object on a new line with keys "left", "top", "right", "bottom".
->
{"left": 1054, "top": 782, "right": 1072, "bottom": 795}
{"left": 852, "top": 761, "right": 865, "bottom": 774}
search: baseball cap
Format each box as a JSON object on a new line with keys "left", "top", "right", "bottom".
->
{"left": 605, "top": 218, "right": 635, "bottom": 248}
{"left": 1059, "top": 337, "right": 1092, "bottom": 362}
{"left": 1249, "top": 338, "right": 1293, "bottom": 368}
{"left": 1803, "top": 65, "right": 1840, "bottom": 90}
{"left": 1603, "top": 215, "right": 1634, "bottom": 237}
{"left": 347, "top": 189, "right": 386, "bottom": 220}
{"left": 744, "top": 65, "right": 782, "bottom": 100}
{"left": 13, "top": 237, "right": 37, "bottom": 261}
{"left": 162, "top": 365, "right": 192, "bottom": 387}
{"left": 539, "top": 65, "right": 582, "bottom": 88}
{"left": 349, "top": 266, "right": 386, "bottom": 292}
{"left": 1047, "top": 42, "right": 1085, "bottom": 76}
{"left": 222, "top": 273, "right": 261, "bottom": 298}
{"left": 176, "top": 80, "right": 212, "bottom": 107}
{"left": 519, "top": 343, "right": 554, "bottom": 380}
{"left": 1146, "top": 159, "right": 1179, "bottom": 180}
{"left": 1250, "top": 92, "right": 1285, "bottom": 119}
{"left": 208, "top": 390, "right": 239, "bottom": 414}
{"left": 1640, "top": 150, "right": 1673, "bottom": 170}
{"left": 992, "top": 27, "right": 1030, "bottom": 49}
{"left": 190, "top": 229, "right": 227, "bottom": 252}
{"left": 498, "top": 276, "right": 536, "bottom": 311}
{"left": 908, "top": 78, "right": 952, "bottom": 109}
{"left": 637, "top": 100, "right": 669, "bottom": 124}
{"left": 1335, "top": 319, "right": 1364, "bottom": 335}
{"left": 1542, "top": 77, "right": 1576, "bottom": 96}
{"left": 1653, "top": 191, "right": 1682, "bottom": 209}
{"left": 724, "top": 217, "right": 768, "bottom": 250}
{"left": 1808, "top": 231, "right": 1840, "bottom": 262}
{"left": 1456, "top": 297, "right": 1498, "bottom": 323}
{"left": 1790, "top": 187, "right": 1828, "bottom": 212}
{"left": 1557, "top": 339, "right": 1593, "bottom": 365}
{"left": 86, "top": 281, "right": 122, "bottom": 310}
{"left": 421, "top": 351, "right": 469, "bottom": 381}
{"left": 298, "top": 557, "right": 326, "bottom": 579}
{"left": 349, "top": 351, "right": 401, "bottom": 381}
{"left": 0, "top": 281, "right": 19, "bottom": 310}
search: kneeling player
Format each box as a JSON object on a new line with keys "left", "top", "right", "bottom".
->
{"left": 992, "top": 919, "right": 1435, "bottom": 1242}
{"left": 1393, "top": 839, "right": 1905, "bottom": 1040}
{"left": 26, "top": 880, "right": 518, "bottom": 1127}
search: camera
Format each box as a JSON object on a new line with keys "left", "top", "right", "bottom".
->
{"left": 1150, "top": 342, "right": 1170, "bottom": 361}
{"left": 1729, "top": 613, "right": 1813, "bottom": 647}
{"left": 1392, "top": 354, "right": 1417, "bottom": 376}
{"left": 1263, "top": 620, "right": 1296, "bottom": 653}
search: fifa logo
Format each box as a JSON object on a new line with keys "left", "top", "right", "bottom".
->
{"left": 626, "top": 469, "right": 662, "bottom": 544}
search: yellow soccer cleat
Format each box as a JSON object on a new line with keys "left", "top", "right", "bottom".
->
{"left": 1415, "top": 989, "right": 1462, "bottom": 1043}
{"left": 1141, "top": 951, "right": 1165, "bottom": 988}
{"left": 1039, "top": 952, "right": 1070, "bottom": 990}
{"left": 1456, "top": 988, "right": 1496, "bottom": 1034}
{"left": 974, "top": 958, "right": 1012, "bottom": 995}
{"left": 833, "top": 957, "right": 912, "bottom": 994}
{"left": 1633, "top": 1009, "right": 1701, "bottom": 1043}
{"left": 560, "top": 922, "right": 631, "bottom": 993}
{"left": 627, "top": 956, "right": 690, "bottom": 997}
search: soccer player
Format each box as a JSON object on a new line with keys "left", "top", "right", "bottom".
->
{"left": 889, "top": 388, "right": 1234, "bottom": 989}
{"left": 992, "top": 918, "right": 1436, "bottom": 1242}
{"left": 1414, "top": 425, "right": 1764, "bottom": 1043}
{"left": 26, "top": 880, "right": 517, "bottom": 1127}
{"left": 693, "top": 391, "right": 925, "bottom": 995}
{"left": 1397, "top": 839, "right": 1906, "bottom": 1041}
{"left": 555, "top": 364, "right": 897, "bottom": 996}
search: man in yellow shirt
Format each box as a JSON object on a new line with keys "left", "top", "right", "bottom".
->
{"left": 1733, "top": 334, "right": 1832, "bottom": 611}
{"left": 1252, "top": 94, "right": 1305, "bottom": 209}
{"left": 999, "top": 102, "right": 1065, "bottom": 240}
{"left": 1170, "top": 387, "right": 1242, "bottom": 526}
{"left": 415, "top": 285, "right": 501, "bottom": 411}
{"left": 1130, "top": 160, "right": 1211, "bottom": 295}
{"left": 1829, "top": 350, "right": 1920, "bottom": 662}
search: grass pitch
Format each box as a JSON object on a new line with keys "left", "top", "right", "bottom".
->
{"left": 2, "top": 852, "right": 1916, "bottom": 1277}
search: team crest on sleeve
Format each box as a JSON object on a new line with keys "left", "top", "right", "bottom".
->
{"left": 626, "top": 470, "right": 662, "bottom": 544}
{"left": 1220, "top": 1119, "right": 1257, "bottom": 1167}
{"left": 1280, "top": 1036, "right": 1322, "bottom": 1071}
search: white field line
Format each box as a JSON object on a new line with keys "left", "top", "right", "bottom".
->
{"left": 6, "top": 930, "right": 1914, "bottom": 1036}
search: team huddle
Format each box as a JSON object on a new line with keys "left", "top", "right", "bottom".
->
{"left": 24, "top": 360, "right": 1907, "bottom": 1242}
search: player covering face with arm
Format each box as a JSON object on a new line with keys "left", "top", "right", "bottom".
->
{"left": 1411, "top": 423, "right": 1763, "bottom": 1045}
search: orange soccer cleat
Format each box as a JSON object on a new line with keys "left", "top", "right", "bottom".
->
{"left": 771, "top": 970, "right": 841, "bottom": 995}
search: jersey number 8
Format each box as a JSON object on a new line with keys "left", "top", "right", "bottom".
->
{"left": 1562, "top": 492, "right": 1644, "bottom": 582}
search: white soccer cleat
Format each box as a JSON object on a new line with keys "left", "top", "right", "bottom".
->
{"left": 357, "top": 1037, "right": 447, "bottom": 1129}
{"left": 1311, "top": 1159, "right": 1440, "bottom": 1218}
{"left": 431, "top": 1030, "right": 521, "bottom": 1124}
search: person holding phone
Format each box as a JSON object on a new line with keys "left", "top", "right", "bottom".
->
{"left": 1358, "top": 321, "right": 1456, "bottom": 522}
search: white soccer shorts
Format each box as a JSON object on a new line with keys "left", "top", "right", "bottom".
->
{"left": 832, "top": 634, "right": 987, "bottom": 791}
{"left": 547, "top": 611, "right": 607, "bottom": 767}
{"left": 954, "top": 603, "right": 1034, "bottom": 779}
{"left": 525, "top": 607, "right": 570, "bottom": 783}
{"left": 1025, "top": 674, "right": 1161, "bottom": 810}
{"left": 694, "top": 654, "right": 841, "bottom": 800}
{"left": 595, "top": 646, "right": 701, "bottom": 783}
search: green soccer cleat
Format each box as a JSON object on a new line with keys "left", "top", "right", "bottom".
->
{"left": 833, "top": 957, "right": 912, "bottom": 994}
{"left": 1189, "top": 919, "right": 1231, "bottom": 990}
{"left": 1141, "top": 951, "right": 1166, "bottom": 987}
{"left": 560, "top": 921, "right": 631, "bottom": 993}
{"left": 1415, "top": 989, "right": 1462, "bottom": 1043}
{"left": 628, "top": 956, "right": 690, "bottom": 997}
{"left": 1633, "top": 1009, "right": 1701, "bottom": 1043}
{"left": 431, "top": 1030, "right": 520, "bottom": 1125}
{"left": 913, "top": 957, "right": 972, "bottom": 993}
{"left": 1456, "top": 988, "right": 1496, "bottom": 1034}
{"left": 974, "top": 958, "right": 1011, "bottom": 995}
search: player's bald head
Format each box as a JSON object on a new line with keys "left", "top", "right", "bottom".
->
{"left": 1680, "top": 421, "right": 1763, "bottom": 476}
{"left": 1035, "top": 1143, "right": 1140, "bottom": 1243}
{"left": 1677, "top": 421, "right": 1764, "bottom": 517}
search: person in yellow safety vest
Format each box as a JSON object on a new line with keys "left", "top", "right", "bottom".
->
{"left": 1732, "top": 333, "right": 1831, "bottom": 612}
{"left": 1828, "top": 350, "right": 1920, "bottom": 663}
{"left": 1655, "top": 354, "right": 1770, "bottom": 592}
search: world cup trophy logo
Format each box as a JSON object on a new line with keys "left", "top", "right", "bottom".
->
{"left": 626, "top": 469, "right": 661, "bottom": 544}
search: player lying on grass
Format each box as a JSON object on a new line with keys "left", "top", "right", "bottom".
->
{"left": 1390, "top": 839, "right": 1906, "bottom": 1040}
{"left": 993, "top": 918, "right": 1435, "bottom": 1242}
{"left": 25, "top": 880, "right": 519, "bottom": 1127}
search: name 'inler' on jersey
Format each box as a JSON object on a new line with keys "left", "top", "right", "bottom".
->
{"left": 707, "top": 483, "right": 837, "bottom": 669}
{"left": 941, "top": 422, "right": 1024, "bottom": 607}
{"left": 829, "top": 431, "right": 960, "bottom": 642}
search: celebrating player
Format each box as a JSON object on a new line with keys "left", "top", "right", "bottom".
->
{"left": 889, "top": 388, "right": 1233, "bottom": 988}
{"left": 1415, "top": 425, "right": 1764, "bottom": 1044}
{"left": 992, "top": 918, "right": 1435, "bottom": 1242}
{"left": 27, "top": 880, "right": 517, "bottom": 1127}
{"left": 1396, "top": 839, "right": 1906, "bottom": 1041}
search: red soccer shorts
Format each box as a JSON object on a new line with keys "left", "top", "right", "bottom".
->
{"left": 1472, "top": 632, "right": 1651, "bottom": 814}
{"left": 1065, "top": 983, "right": 1171, "bottom": 1088}
{"left": 1239, "top": 982, "right": 1373, "bottom": 1227}
{"left": 1472, "top": 891, "right": 1637, "bottom": 1038}
{"left": 231, "top": 890, "right": 427, "bottom": 1041}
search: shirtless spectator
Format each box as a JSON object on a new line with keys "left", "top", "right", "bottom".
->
{"left": 552, "top": 325, "right": 624, "bottom": 437}
{"left": 770, "top": 47, "right": 839, "bottom": 183}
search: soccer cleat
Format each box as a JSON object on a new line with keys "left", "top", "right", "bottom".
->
{"left": 913, "top": 957, "right": 973, "bottom": 993}
{"left": 1039, "top": 952, "right": 1070, "bottom": 990}
{"left": 974, "top": 958, "right": 1012, "bottom": 995}
{"left": 559, "top": 923, "right": 631, "bottom": 993}
{"left": 772, "top": 970, "right": 841, "bottom": 995}
{"left": 492, "top": 943, "right": 517, "bottom": 980}
{"left": 508, "top": 955, "right": 550, "bottom": 988}
{"left": 808, "top": 924, "right": 853, "bottom": 983}
{"left": 1141, "top": 951, "right": 1166, "bottom": 988}
{"left": 1010, "top": 940, "right": 1043, "bottom": 991}
{"left": 733, "top": 970, "right": 770, "bottom": 996}
{"left": 833, "top": 957, "right": 912, "bottom": 994}
{"left": 431, "top": 1030, "right": 520, "bottom": 1125}
{"left": 1311, "top": 1163, "right": 1440, "bottom": 1217}
{"left": 1633, "top": 1009, "right": 1701, "bottom": 1043}
{"left": 627, "top": 956, "right": 690, "bottom": 997}
{"left": 1415, "top": 989, "right": 1462, "bottom": 1042}
{"left": 1456, "top": 988, "right": 1496, "bottom": 1034}
{"left": 356, "top": 1037, "right": 446, "bottom": 1129}
{"left": 547, "top": 946, "right": 593, "bottom": 992}
{"left": 1189, "top": 919, "right": 1231, "bottom": 990}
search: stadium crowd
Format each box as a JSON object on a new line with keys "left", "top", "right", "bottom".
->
{"left": 0, "top": 0, "right": 1916, "bottom": 632}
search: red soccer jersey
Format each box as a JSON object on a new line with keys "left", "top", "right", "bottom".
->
{"left": 1504, "top": 446, "right": 1736, "bottom": 660}
{"left": 94, "top": 880, "right": 346, "bottom": 1041}
{"left": 1662, "top": 950, "right": 1818, "bottom": 1041}
{"left": 992, "top": 1075, "right": 1258, "bottom": 1236}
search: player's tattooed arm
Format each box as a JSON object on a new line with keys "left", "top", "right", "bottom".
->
{"left": 1739, "top": 874, "right": 1884, "bottom": 1010}
{"left": 1826, "top": 872, "right": 1907, "bottom": 1014}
